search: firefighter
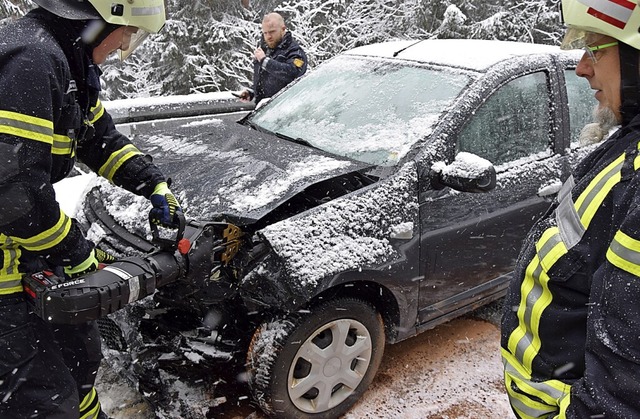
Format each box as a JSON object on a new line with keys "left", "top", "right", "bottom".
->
{"left": 0, "top": 0, "right": 182, "bottom": 417}
{"left": 501, "top": 0, "right": 640, "bottom": 417}
{"left": 238, "top": 12, "right": 307, "bottom": 104}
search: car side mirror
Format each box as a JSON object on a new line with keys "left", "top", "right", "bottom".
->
{"left": 429, "top": 152, "right": 496, "bottom": 193}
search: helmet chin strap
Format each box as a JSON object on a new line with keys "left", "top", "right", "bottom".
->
{"left": 619, "top": 42, "right": 640, "bottom": 126}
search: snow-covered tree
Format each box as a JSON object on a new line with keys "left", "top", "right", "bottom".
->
{"left": 0, "top": 0, "right": 565, "bottom": 99}
{"left": 0, "top": 0, "right": 31, "bottom": 25}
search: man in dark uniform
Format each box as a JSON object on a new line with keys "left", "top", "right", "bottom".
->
{"left": 0, "top": 0, "right": 182, "bottom": 417}
{"left": 501, "top": 0, "right": 640, "bottom": 417}
{"left": 239, "top": 12, "right": 307, "bottom": 104}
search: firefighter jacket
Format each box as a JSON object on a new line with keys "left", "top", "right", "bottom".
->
{"left": 501, "top": 113, "right": 640, "bottom": 418}
{"left": 0, "top": 9, "right": 166, "bottom": 295}
{"left": 252, "top": 31, "right": 307, "bottom": 104}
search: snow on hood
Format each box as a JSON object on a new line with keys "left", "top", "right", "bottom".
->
{"left": 85, "top": 117, "right": 372, "bottom": 240}
{"left": 255, "top": 161, "right": 419, "bottom": 289}
{"left": 223, "top": 155, "right": 352, "bottom": 213}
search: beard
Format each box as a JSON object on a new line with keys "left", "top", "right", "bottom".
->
{"left": 577, "top": 105, "right": 620, "bottom": 146}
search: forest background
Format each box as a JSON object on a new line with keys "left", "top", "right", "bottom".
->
{"left": 1, "top": 0, "right": 564, "bottom": 100}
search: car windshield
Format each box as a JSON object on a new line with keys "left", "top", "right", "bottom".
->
{"left": 247, "top": 55, "right": 471, "bottom": 166}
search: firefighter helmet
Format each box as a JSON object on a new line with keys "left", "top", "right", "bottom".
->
{"left": 560, "top": 0, "right": 640, "bottom": 50}
{"left": 32, "top": 0, "right": 166, "bottom": 34}
{"left": 560, "top": 0, "right": 640, "bottom": 125}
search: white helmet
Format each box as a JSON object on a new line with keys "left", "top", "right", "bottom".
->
{"left": 560, "top": 0, "right": 640, "bottom": 125}
{"left": 33, "top": 0, "right": 166, "bottom": 59}
{"left": 560, "top": 0, "right": 640, "bottom": 50}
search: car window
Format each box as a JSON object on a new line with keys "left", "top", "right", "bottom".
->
{"left": 565, "top": 69, "right": 596, "bottom": 145}
{"left": 457, "top": 72, "right": 550, "bottom": 166}
{"left": 248, "top": 55, "right": 472, "bottom": 167}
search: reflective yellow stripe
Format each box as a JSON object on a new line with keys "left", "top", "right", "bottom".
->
{"left": 505, "top": 146, "right": 634, "bottom": 413}
{"left": 505, "top": 376, "right": 555, "bottom": 419}
{"left": 508, "top": 227, "right": 566, "bottom": 370}
{"left": 79, "top": 387, "right": 101, "bottom": 419}
{"left": 52, "top": 133, "right": 73, "bottom": 155}
{"left": 89, "top": 99, "right": 104, "bottom": 124}
{"left": 607, "top": 230, "right": 640, "bottom": 277}
{"left": 0, "top": 270, "right": 22, "bottom": 294}
{"left": 0, "top": 236, "right": 23, "bottom": 294}
{"left": 557, "top": 391, "right": 571, "bottom": 419}
{"left": 0, "top": 110, "right": 53, "bottom": 144}
{"left": 575, "top": 154, "right": 623, "bottom": 228}
{"left": 98, "top": 144, "right": 142, "bottom": 181}
{"left": 0, "top": 236, "right": 19, "bottom": 276}
{"left": 79, "top": 387, "right": 96, "bottom": 411}
{"left": 536, "top": 227, "right": 568, "bottom": 272}
{"left": 13, "top": 211, "right": 71, "bottom": 251}
{"left": 502, "top": 349, "right": 570, "bottom": 418}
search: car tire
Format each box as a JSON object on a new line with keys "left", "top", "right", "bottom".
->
{"left": 246, "top": 298, "right": 385, "bottom": 418}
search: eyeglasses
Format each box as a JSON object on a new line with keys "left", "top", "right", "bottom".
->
{"left": 583, "top": 41, "right": 619, "bottom": 63}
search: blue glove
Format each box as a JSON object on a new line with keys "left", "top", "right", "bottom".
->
{"left": 149, "top": 182, "right": 183, "bottom": 227}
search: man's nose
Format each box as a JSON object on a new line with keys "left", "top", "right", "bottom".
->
{"left": 575, "top": 53, "right": 593, "bottom": 78}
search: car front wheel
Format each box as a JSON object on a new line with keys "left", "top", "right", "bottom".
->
{"left": 247, "top": 298, "right": 385, "bottom": 418}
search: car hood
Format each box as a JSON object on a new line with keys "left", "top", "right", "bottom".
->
{"left": 100, "top": 117, "right": 372, "bottom": 226}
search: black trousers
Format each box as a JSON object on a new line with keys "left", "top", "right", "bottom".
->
{"left": 0, "top": 294, "right": 103, "bottom": 418}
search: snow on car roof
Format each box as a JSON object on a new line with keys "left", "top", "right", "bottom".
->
{"left": 345, "top": 39, "right": 566, "bottom": 72}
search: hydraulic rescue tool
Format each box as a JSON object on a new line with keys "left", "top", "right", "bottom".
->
{"left": 22, "top": 215, "right": 243, "bottom": 324}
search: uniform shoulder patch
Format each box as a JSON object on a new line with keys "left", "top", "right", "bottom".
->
{"left": 293, "top": 58, "right": 305, "bottom": 68}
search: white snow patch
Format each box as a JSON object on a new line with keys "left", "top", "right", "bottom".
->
{"left": 180, "top": 118, "right": 224, "bottom": 128}
{"left": 228, "top": 155, "right": 352, "bottom": 212}
{"left": 432, "top": 151, "right": 492, "bottom": 178}
{"left": 53, "top": 170, "right": 98, "bottom": 217}
{"left": 389, "top": 222, "right": 414, "bottom": 239}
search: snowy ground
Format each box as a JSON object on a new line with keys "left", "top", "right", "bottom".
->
{"left": 93, "top": 301, "right": 514, "bottom": 419}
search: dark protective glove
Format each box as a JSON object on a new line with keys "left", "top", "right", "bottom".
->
{"left": 63, "top": 247, "right": 116, "bottom": 279}
{"left": 95, "top": 248, "right": 116, "bottom": 268}
{"left": 64, "top": 249, "right": 99, "bottom": 279}
{"left": 149, "top": 181, "right": 183, "bottom": 228}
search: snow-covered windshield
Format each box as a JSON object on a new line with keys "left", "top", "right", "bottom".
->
{"left": 248, "top": 55, "right": 471, "bottom": 166}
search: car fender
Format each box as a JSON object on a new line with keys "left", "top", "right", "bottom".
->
{"left": 240, "top": 162, "right": 421, "bottom": 314}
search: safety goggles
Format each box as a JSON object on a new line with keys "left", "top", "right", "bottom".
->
{"left": 583, "top": 41, "right": 619, "bottom": 64}
{"left": 560, "top": 27, "right": 619, "bottom": 64}
{"left": 118, "top": 29, "right": 150, "bottom": 61}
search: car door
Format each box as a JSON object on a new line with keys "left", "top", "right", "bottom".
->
{"left": 416, "top": 68, "right": 566, "bottom": 327}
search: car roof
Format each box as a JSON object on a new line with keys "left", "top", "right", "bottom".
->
{"left": 344, "top": 39, "right": 574, "bottom": 72}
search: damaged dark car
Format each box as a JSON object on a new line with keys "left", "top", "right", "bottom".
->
{"left": 78, "top": 39, "right": 597, "bottom": 418}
